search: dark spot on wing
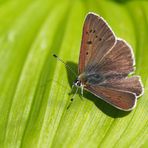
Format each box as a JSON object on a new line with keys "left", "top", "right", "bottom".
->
{"left": 93, "top": 30, "right": 96, "bottom": 33}
{"left": 96, "top": 35, "right": 98, "bottom": 38}
{"left": 87, "top": 41, "right": 92, "bottom": 44}
{"left": 86, "top": 31, "right": 89, "bottom": 35}
{"left": 86, "top": 52, "right": 88, "bottom": 55}
{"left": 99, "top": 38, "right": 102, "bottom": 41}
{"left": 89, "top": 29, "right": 92, "bottom": 33}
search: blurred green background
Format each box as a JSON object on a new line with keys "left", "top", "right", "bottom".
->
{"left": 0, "top": 0, "right": 148, "bottom": 147}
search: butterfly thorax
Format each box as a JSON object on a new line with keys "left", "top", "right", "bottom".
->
{"left": 74, "top": 73, "right": 105, "bottom": 88}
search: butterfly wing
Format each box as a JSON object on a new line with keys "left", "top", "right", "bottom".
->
{"left": 100, "top": 76, "right": 144, "bottom": 97}
{"left": 95, "top": 39, "right": 135, "bottom": 77}
{"left": 85, "top": 85, "right": 137, "bottom": 111}
{"left": 82, "top": 39, "right": 143, "bottom": 110}
{"left": 78, "top": 13, "right": 143, "bottom": 110}
{"left": 78, "top": 13, "right": 116, "bottom": 74}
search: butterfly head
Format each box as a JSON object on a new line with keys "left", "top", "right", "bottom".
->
{"left": 73, "top": 79, "right": 82, "bottom": 88}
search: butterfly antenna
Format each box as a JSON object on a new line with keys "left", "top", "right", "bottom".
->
{"left": 67, "top": 87, "right": 78, "bottom": 109}
{"left": 53, "top": 54, "right": 77, "bottom": 77}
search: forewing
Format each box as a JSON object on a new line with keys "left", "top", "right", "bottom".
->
{"left": 100, "top": 76, "right": 144, "bottom": 97}
{"left": 94, "top": 39, "right": 135, "bottom": 77}
{"left": 85, "top": 85, "right": 137, "bottom": 111}
{"left": 78, "top": 13, "right": 116, "bottom": 74}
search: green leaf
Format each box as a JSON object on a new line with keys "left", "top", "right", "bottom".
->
{"left": 0, "top": 0, "right": 147, "bottom": 147}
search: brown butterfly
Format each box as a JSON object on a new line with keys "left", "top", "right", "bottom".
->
{"left": 73, "top": 12, "right": 144, "bottom": 111}
{"left": 53, "top": 12, "right": 144, "bottom": 111}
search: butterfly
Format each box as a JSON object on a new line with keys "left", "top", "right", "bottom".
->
{"left": 72, "top": 12, "right": 144, "bottom": 111}
{"left": 53, "top": 12, "right": 144, "bottom": 111}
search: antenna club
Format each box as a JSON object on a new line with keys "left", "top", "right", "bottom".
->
{"left": 53, "top": 54, "right": 57, "bottom": 58}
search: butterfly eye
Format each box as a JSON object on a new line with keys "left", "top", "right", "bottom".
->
{"left": 77, "top": 82, "right": 81, "bottom": 86}
{"left": 73, "top": 79, "right": 82, "bottom": 87}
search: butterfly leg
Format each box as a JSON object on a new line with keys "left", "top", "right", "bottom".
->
{"left": 71, "top": 87, "right": 78, "bottom": 101}
{"left": 67, "top": 87, "right": 78, "bottom": 109}
{"left": 81, "top": 86, "right": 84, "bottom": 97}
{"left": 69, "top": 84, "right": 75, "bottom": 95}
{"left": 72, "top": 84, "right": 74, "bottom": 90}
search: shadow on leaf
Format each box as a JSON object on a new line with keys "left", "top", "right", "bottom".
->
{"left": 109, "top": 0, "right": 129, "bottom": 4}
